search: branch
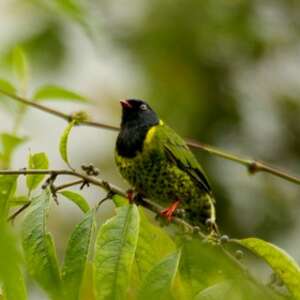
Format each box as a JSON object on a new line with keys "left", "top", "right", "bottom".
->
{"left": 2, "top": 167, "right": 273, "bottom": 296}
{"left": 1, "top": 89, "right": 300, "bottom": 186}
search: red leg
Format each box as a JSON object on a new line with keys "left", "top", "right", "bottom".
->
{"left": 160, "top": 199, "right": 180, "bottom": 222}
{"left": 126, "top": 189, "right": 134, "bottom": 203}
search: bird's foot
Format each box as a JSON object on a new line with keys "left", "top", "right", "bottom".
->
{"left": 126, "top": 189, "right": 144, "bottom": 205}
{"left": 160, "top": 199, "right": 180, "bottom": 222}
{"left": 126, "top": 189, "right": 135, "bottom": 203}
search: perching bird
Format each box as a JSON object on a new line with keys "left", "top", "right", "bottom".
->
{"left": 115, "top": 99, "right": 218, "bottom": 233}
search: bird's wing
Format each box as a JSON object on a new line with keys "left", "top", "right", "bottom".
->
{"left": 156, "top": 123, "right": 212, "bottom": 193}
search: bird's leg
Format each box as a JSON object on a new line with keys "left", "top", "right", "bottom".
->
{"left": 126, "top": 189, "right": 145, "bottom": 204}
{"left": 160, "top": 199, "right": 180, "bottom": 222}
{"left": 126, "top": 189, "right": 135, "bottom": 203}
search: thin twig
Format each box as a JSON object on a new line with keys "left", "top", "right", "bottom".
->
{"left": 8, "top": 202, "right": 30, "bottom": 222}
{"left": 1, "top": 89, "right": 300, "bottom": 186}
{"left": 54, "top": 179, "right": 84, "bottom": 192}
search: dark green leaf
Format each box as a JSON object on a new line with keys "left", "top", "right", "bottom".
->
{"left": 0, "top": 175, "right": 18, "bottom": 219}
{"left": 59, "top": 120, "right": 76, "bottom": 168}
{"left": 59, "top": 190, "right": 90, "bottom": 213}
{"left": 137, "top": 251, "right": 181, "bottom": 300}
{"left": 26, "top": 152, "right": 49, "bottom": 192}
{"left": 0, "top": 223, "right": 27, "bottom": 300}
{"left": 94, "top": 204, "right": 140, "bottom": 300}
{"left": 21, "top": 190, "right": 63, "bottom": 300}
{"left": 62, "top": 210, "right": 95, "bottom": 300}
{"left": 238, "top": 238, "right": 300, "bottom": 300}
{"left": 134, "top": 207, "right": 176, "bottom": 281}
{"left": 33, "top": 85, "right": 87, "bottom": 102}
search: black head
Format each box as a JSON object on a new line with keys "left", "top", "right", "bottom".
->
{"left": 120, "top": 99, "right": 159, "bottom": 129}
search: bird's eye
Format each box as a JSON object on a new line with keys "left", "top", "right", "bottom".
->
{"left": 140, "top": 104, "right": 148, "bottom": 111}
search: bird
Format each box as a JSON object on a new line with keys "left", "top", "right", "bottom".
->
{"left": 115, "top": 99, "right": 218, "bottom": 234}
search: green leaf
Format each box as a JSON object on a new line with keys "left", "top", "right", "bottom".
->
{"left": 135, "top": 207, "right": 176, "bottom": 281}
{"left": 94, "top": 204, "right": 140, "bottom": 300}
{"left": 238, "top": 238, "right": 300, "bottom": 300}
{"left": 0, "top": 78, "right": 16, "bottom": 94}
{"left": 179, "top": 239, "right": 243, "bottom": 297}
{"left": 21, "top": 190, "right": 62, "bottom": 300}
{"left": 137, "top": 251, "right": 181, "bottom": 300}
{"left": 59, "top": 190, "right": 90, "bottom": 213}
{"left": 26, "top": 152, "right": 49, "bottom": 192}
{"left": 12, "top": 46, "right": 29, "bottom": 86}
{"left": 59, "top": 120, "right": 76, "bottom": 168}
{"left": 0, "top": 223, "right": 27, "bottom": 300}
{"left": 62, "top": 210, "right": 95, "bottom": 300}
{"left": 10, "top": 196, "right": 30, "bottom": 207}
{"left": 0, "top": 175, "right": 18, "bottom": 219}
{"left": 33, "top": 85, "right": 87, "bottom": 102}
{"left": 112, "top": 194, "right": 128, "bottom": 207}
{"left": 0, "top": 133, "right": 27, "bottom": 168}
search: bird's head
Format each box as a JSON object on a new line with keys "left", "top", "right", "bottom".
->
{"left": 120, "top": 99, "right": 159, "bottom": 128}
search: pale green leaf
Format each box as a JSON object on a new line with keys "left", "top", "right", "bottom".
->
{"left": 94, "top": 204, "right": 140, "bottom": 300}
{"left": 10, "top": 195, "right": 30, "bottom": 207}
{"left": 34, "top": 85, "right": 87, "bottom": 102}
{"left": 0, "top": 175, "right": 18, "bottom": 218}
{"left": 0, "top": 223, "right": 27, "bottom": 300}
{"left": 59, "top": 120, "right": 76, "bottom": 167}
{"left": 238, "top": 238, "right": 300, "bottom": 300}
{"left": 21, "top": 190, "right": 63, "bottom": 300}
{"left": 59, "top": 190, "right": 90, "bottom": 213}
{"left": 112, "top": 194, "right": 128, "bottom": 207}
{"left": 137, "top": 251, "right": 181, "bottom": 300}
{"left": 0, "top": 79, "right": 18, "bottom": 114}
{"left": 62, "top": 210, "right": 95, "bottom": 300}
{"left": 12, "top": 46, "right": 29, "bottom": 86}
{"left": 0, "top": 133, "right": 27, "bottom": 168}
{"left": 0, "top": 78, "right": 16, "bottom": 94}
{"left": 26, "top": 152, "right": 49, "bottom": 192}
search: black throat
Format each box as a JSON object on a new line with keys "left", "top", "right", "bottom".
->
{"left": 116, "top": 123, "right": 154, "bottom": 158}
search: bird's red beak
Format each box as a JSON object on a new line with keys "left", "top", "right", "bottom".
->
{"left": 120, "top": 99, "right": 132, "bottom": 109}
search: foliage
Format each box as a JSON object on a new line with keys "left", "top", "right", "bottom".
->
{"left": 0, "top": 7, "right": 299, "bottom": 300}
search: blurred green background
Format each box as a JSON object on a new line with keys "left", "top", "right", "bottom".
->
{"left": 0, "top": 0, "right": 300, "bottom": 297}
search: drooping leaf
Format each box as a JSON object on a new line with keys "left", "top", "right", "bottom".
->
{"left": 0, "top": 175, "right": 18, "bottom": 219}
{"left": 62, "top": 210, "right": 95, "bottom": 300}
{"left": 0, "top": 79, "right": 18, "bottom": 113}
{"left": 33, "top": 85, "right": 87, "bottom": 102}
{"left": 59, "top": 120, "right": 76, "bottom": 168}
{"left": 0, "top": 133, "right": 27, "bottom": 168}
{"left": 59, "top": 190, "right": 90, "bottom": 213}
{"left": 21, "top": 190, "right": 62, "bottom": 300}
{"left": 94, "top": 204, "right": 140, "bottom": 300}
{"left": 0, "top": 222, "right": 27, "bottom": 300}
{"left": 12, "top": 46, "right": 29, "bottom": 87}
{"left": 0, "top": 79, "right": 16, "bottom": 94}
{"left": 26, "top": 152, "right": 49, "bottom": 192}
{"left": 137, "top": 251, "right": 181, "bottom": 300}
{"left": 237, "top": 238, "right": 300, "bottom": 300}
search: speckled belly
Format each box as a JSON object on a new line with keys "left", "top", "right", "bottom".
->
{"left": 115, "top": 149, "right": 204, "bottom": 207}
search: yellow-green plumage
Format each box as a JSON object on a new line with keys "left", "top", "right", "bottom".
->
{"left": 115, "top": 100, "right": 216, "bottom": 230}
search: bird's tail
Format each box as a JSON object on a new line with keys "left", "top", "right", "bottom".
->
{"left": 184, "top": 193, "right": 219, "bottom": 236}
